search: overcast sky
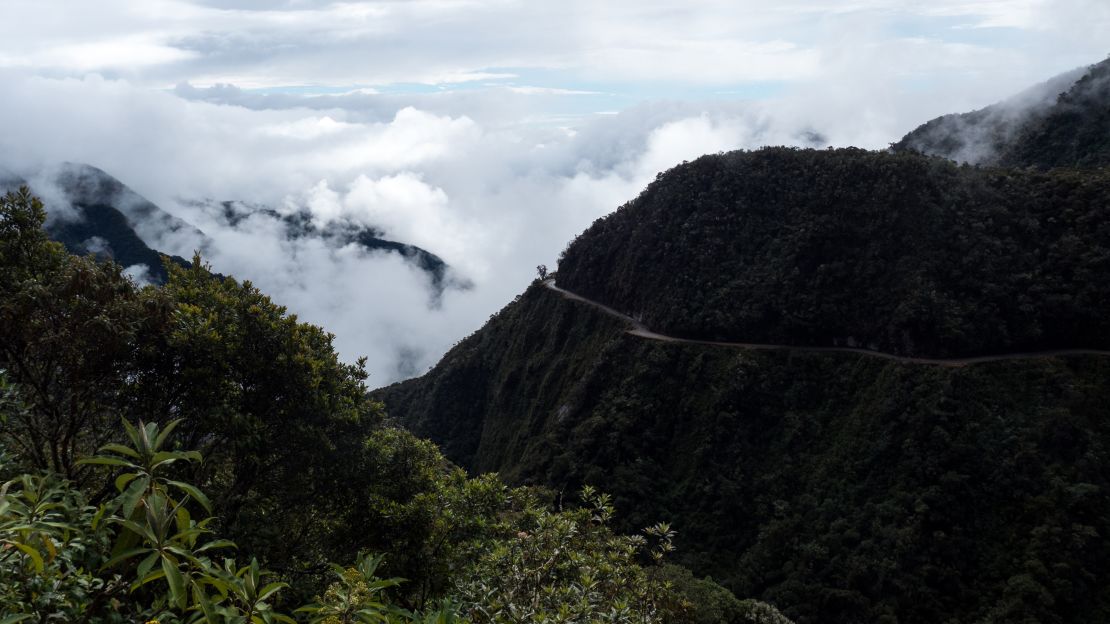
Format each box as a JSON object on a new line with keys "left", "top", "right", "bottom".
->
{"left": 0, "top": 0, "right": 1107, "bottom": 385}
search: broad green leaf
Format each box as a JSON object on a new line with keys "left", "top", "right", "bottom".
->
{"left": 163, "top": 557, "right": 187, "bottom": 610}
{"left": 120, "top": 475, "right": 150, "bottom": 519}
{"left": 115, "top": 472, "right": 140, "bottom": 493}
{"left": 153, "top": 419, "right": 183, "bottom": 451}
{"left": 257, "top": 581, "right": 288, "bottom": 602}
{"left": 122, "top": 419, "right": 142, "bottom": 450}
{"left": 194, "top": 583, "right": 221, "bottom": 623}
{"left": 196, "top": 539, "right": 237, "bottom": 553}
{"left": 76, "top": 457, "right": 137, "bottom": 469}
{"left": 130, "top": 568, "right": 166, "bottom": 592}
{"left": 90, "top": 504, "right": 107, "bottom": 531}
{"left": 104, "top": 546, "right": 151, "bottom": 569}
{"left": 12, "top": 542, "right": 44, "bottom": 573}
{"left": 166, "top": 479, "right": 213, "bottom": 514}
{"left": 137, "top": 551, "right": 160, "bottom": 581}
{"left": 98, "top": 443, "right": 141, "bottom": 459}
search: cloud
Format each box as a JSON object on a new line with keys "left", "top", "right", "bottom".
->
{"left": 4, "top": 0, "right": 1105, "bottom": 89}
{"left": 0, "top": 1, "right": 1106, "bottom": 384}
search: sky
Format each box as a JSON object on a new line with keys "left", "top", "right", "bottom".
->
{"left": 0, "top": 0, "right": 1107, "bottom": 386}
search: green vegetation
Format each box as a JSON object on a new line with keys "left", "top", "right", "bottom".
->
{"left": 383, "top": 103, "right": 1110, "bottom": 622}
{"left": 46, "top": 202, "right": 192, "bottom": 283}
{"left": 0, "top": 187, "right": 760, "bottom": 622}
{"left": 381, "top": 281, "right": 1110, "bottom": 624}
{"left": 8, "top": 57, "right": 1110, "bottom": 624}
{"left": 556, "top": 148, "right": 1110, "bottom": 357}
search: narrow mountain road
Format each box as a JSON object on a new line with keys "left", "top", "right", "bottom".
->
{"left": 543, "top": 279, "right": 1110, "bottom": 367}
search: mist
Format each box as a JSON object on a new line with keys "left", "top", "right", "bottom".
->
{"left": 0, "top": 0, "right": 1106, "bottom": 386}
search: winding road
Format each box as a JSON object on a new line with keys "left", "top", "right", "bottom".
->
{"left": 543, "top": 279, "right": 1110, "bottom": 367}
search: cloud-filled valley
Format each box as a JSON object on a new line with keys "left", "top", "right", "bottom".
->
{"left": 0, "top": 0, "right": 1107, "bottom": 385}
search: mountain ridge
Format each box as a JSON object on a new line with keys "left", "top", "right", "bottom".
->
{"left": 376, "top": 59, "right": 1110, "bottom": 624}
{"left": 4, "top": 162, "right": 456, "bottom": 288}
{"left": 894, "top": 56, "right": 1110, "bottom": 168}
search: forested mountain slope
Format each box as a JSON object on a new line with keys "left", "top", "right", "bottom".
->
{"left": 894, "top": 56, "right": 1110, "bottom": 168}
{"left": 379, "top": 280, "right": 1110, "bottom": 624}
{"left": 3, "top": 187, "right": 775, "bottom": 624}
{"left": 1, "top": 163, "right": 196, "bottom": 282}
{"left": 556, "top": 148, "right": 1110, "bottom": 357}
{"left": 3, "top": 163, "right": 454, "bottom": 286}
{"left": 379, "top": 94, "right": 1110, "bottom": 622}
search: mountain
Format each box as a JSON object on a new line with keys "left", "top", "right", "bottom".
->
{"left": 4, "top": 163, "right": 457, "bottom": 289}
{"left": 555, "top": 148, "right": 1110, "bottom": 358}
{"left": 894, "top": 56, "right": 1110, "bottom": 168}
{"left": 378, "top": 112, "right": 1110, "bottom": 623}
{"left": 1, "top": 163, "right": 198, "bottom": 282}
{"left": 203, "top": 199, "right": 458, "bottom": 292}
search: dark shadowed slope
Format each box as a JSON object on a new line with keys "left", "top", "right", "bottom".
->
{"left": 379, "top": 280, "right": 1110, "bottom": 624}
{"left": 556, "top": 148, "right": 1110, "bottom": 358}
{"left": 543, "top": 279, "right": 1110, "bottom": 365}
{"left": 4, "top": 163, "right": 200, "bottom": 282}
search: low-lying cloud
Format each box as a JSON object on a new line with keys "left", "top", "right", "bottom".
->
{"left": 0, "top": 0, "right": 1105, "bottom": 385}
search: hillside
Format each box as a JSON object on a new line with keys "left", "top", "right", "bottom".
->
{"left": 209, "top": 199, "right": 457, "bottom": 292}
{"left": 894, "top": 57, "right": 1110, "bottom": 168}
{"left": 378, "top": 150, "right": 1110, "bottom": 621}
{"left": 4, "top": 163, "right": 456, "bottom": 287}
{"left": 3, "top": 187, "right": 772, "bottom": 624}
{"left": 379, "top": 280, "right": 1110, "bottom": 624}
{"left": 1, "top": 164, "right": 197, "bottom": 282}
{"left": 556, "top": 148, "right": 1110, "bottom": 358}
{"left": 44, "top": 201, "right": 194, "bottom": 282}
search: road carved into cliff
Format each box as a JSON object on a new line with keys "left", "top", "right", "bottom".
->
{"left": 543, "top": 280, "right": 1110, "bottom": 367}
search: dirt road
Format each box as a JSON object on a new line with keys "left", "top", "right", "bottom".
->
{"left": 543, "top": 279, "right": 1110, "bottom": 367}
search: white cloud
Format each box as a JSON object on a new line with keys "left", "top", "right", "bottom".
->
{"left": 3, "top": 0, "right": 1104, "bottom": 88}
{"left": 0, "top": 1, "right": 1106, "bottom": 384}
{"left": 36, "top": 36, "right": 197, "bottom": 71}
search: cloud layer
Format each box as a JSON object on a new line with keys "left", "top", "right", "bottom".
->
{"left": 0, "top": 1, "right": 1106, "bottom": 385}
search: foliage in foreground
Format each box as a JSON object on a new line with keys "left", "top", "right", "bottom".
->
{"left": 0, "top": 187, "right": 787, "bottom": 623}
{"left": 0, "top": 416, "right": 707, "bottom": 623}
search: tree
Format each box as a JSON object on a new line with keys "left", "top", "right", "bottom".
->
{"left": 0, "top": 188, "right": 175, "bottom": 482}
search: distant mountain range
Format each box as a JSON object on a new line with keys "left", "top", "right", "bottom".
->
{"left": 187, "top": 197, "right": 456, "bottom": 291}
{"left": 1, "top": 162, "right": 454, "bottom": 288}
{"left": 378, "top": 57, "right": 1110, "bottom": 624}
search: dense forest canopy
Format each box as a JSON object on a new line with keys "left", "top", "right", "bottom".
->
{"left": 555, "top": 148, "right": 1110, "bottom": 357}
{"left": 382, "top": 257, "right": 1110, "bottom": 624}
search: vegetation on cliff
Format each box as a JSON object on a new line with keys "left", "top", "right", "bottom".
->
{"left": 555, "top": 148, "right": 1110, "bottom": 357}
{"left": 380, "top": 280, "right": 1110, "bottom": 624}
{"left": 380, "top": 87, "right": 1110, "bottom": 621}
